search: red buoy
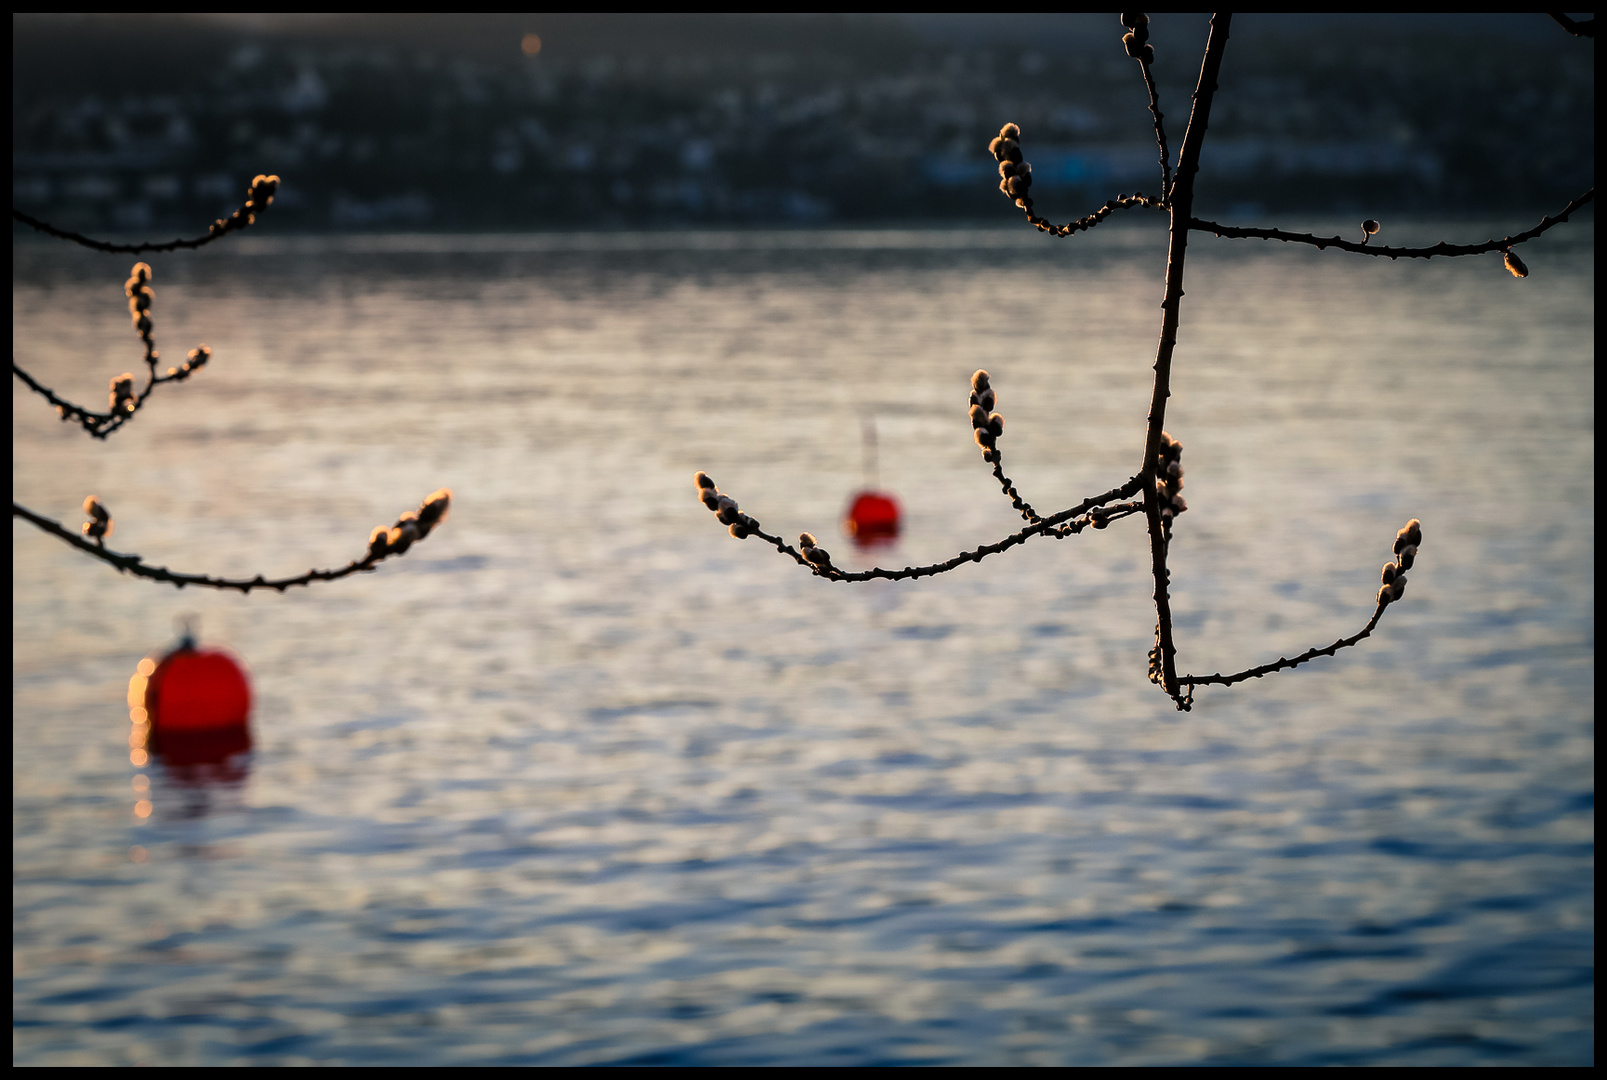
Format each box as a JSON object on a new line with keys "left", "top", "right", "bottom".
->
{"left": 845, "top": 490, "right": 901, "bottom": 546}
{"left": 130, "top": 633, "right": 252, "bottom": 767}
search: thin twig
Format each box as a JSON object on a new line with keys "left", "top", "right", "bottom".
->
{"left": 12, "top": 174, "right": 280, "bottom": 255}
{"left": 1138, "top": 58, "right": 1173, "bottom": 204}
{"left": 13, "top": 262, "right": 212, "bottom": 439}
{"left": 699, "top": 474, "right": 1144, "bottom": 583}
{"left": 989, "top": 455, "right": 1041, "bottom": 524}
{"left": 12, "top": 489, "right": 450, "bottom": 593}
{"left": 1180, "top": 603, "right": 1387, "bottom": 692}
{"left": 1188, "top": 188, "right": 1594, "bottom": 259}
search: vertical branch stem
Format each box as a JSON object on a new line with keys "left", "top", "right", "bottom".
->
{"left": 1143, "top": 13, "right": 1232, "bottom": 702}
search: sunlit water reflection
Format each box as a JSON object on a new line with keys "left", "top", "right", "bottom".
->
{"left": 13, "top": 222, "right": 1593, "bottom": 1065}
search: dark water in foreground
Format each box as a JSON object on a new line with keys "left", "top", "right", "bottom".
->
{"left": 13, "top": 223, "right": 1593, "bottom": 1064}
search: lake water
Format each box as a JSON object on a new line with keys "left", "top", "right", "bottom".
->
{"left": 12, "top": 220, "right": 1594, "bottom": 1065}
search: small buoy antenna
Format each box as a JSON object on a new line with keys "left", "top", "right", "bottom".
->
{"left": 862, "top": 415, "right": 880, "bottom": 490}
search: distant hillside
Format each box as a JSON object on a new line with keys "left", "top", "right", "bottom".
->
{"left": 13, "top": 14, "right": 1594, "bottom": 232}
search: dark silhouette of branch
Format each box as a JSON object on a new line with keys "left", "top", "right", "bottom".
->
{"left": 692, "top": 13, "right": 1587, "bottom": 711}
{"left": 1122, "top": 13, "right": 1174, "bottom": 202}
{"left": 11, "top": 490, "right": 452, "bottom": 594}
{"left": 12, "top": 175, "right": 280, "bottom": 255}
{"left": 13, "top": 261, "right": 214, "bottom": 439}
{"left": 1549, "top": 13, "right": 1594, "bottom": 37}
{"left": 694, "top": 470, "right": 1145, "bottom": 583}
{"left": 1188, "top": 188, "right": 1594, "bottom": 261}
{"left": 966, "top": 369, "right": 1042, "bottom": 524}
{"left": 1176, "top": 521, "right": 1424, "bottom": 706}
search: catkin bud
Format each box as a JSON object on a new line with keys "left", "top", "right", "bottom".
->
{"left": 368, "top": 526, "right": 391, "bottom": 558}
{"left": 1381, "top": 563, "right": 1398, "bottom": 585}
{"left": 387, "top": 522, "right": 418, "bottom": 555}
{"left": 971, "top": 370, "right": 990, "bottom": 392}
{"left": 799, "top": 532, "right": 816, "bottom": 548}
{"left": 1404, "top": 519, "right": 1422, "bottom": 546}
{"left": 729, "top": 522, "right": 751, "bottom": 539}
{"left": 975, "top": 387, "right": 996, "bottom": 411}
{"left": 1397, "top": 545, "right": 1417, "bottom": 571}
{"left": 187, "top": 346, "right": 211, "bottom": 369}
{"left": 987, "top": 413, "right": 1004, "bottom": 438}
{"left": 969, "top": 404, "right": 988, "bottom": 428}
{"left": 1362, "top": 219, "right": 1381, "bottom": 236}
{"left": 695, "top": 471, "right": 716, "bottom": 491}
{"left": 1503, "top": 250, "right": 1529, "bottom": 279}
{"left": 702, "top": 490, "right": 720, "bottom": 510}
{"left": 974, "top": 427, "right": 996, "bottom": 450}
{"left": 1377, "top": 585, "right": 1393, "bottom": 606}
{"left": 999, "top": 123, "right": 1020, "bottom": 141}
{"left": 1389, "top": 577, "right": 1407, "bottom": 601}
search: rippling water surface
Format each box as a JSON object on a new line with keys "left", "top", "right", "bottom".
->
{"left": 13, "top": 222, "right": 1594, "bottom": 1065}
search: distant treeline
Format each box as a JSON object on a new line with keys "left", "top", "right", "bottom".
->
{"left": 12, "top": 14, "right": 1594, "bottom": 232}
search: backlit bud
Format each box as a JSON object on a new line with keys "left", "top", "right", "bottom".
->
{"left": 387, "top": 522, "right": 418, "bottom": 554}
{"left": 1381, "top": 563, "right": 1397, "bottom": 585}
{"left": 1404, "top": 519, "right": 1422, "bottom": 546}
{"left": 695, "top": 471, "right": 716, "bottom": 490}
{"left": 974, "top": 428, "right": 996, "bottom": 450}
{"left": 1362, "top": 219, "right": 1380, "bottom": 236}
{"left": 702, "top": 490, "right": 720, "bottom": 510}
{"left": 1389, "top": 577, "right": 1406, "bottom": 601}
{"left": 799, "top": 532, "right": 817, "bottom": 548}
{"left": 969, "top": 404, "right": 988, "bottom": 428}
{"left": 1503, "top": 250, "right": 1529, "bottom": 279}
{"left": 729, "top": 522, "right": 751, "bottom": 539}
{"left": 1377, "top": 585, "right": 1393, "bottom": 606}
{"left": 971, "top": 370, "right": 990, "bottom": 392}
{"left": 187, "top": 345, "right": 211, "bottom": 368}
{"left": 368, "top": 526, "right": 391, "bottom": 558}
{"left": 975, "top": 387, "right": 995, "bottom": 411}
{"left": 999, "top": 123, "right": 1020, "bottom": 141}
{"left": 1397, "top": 545, "right": 1416, "bottom": 571}
{"left": 987, "top": 413, "right": 1004, "bottom": 438}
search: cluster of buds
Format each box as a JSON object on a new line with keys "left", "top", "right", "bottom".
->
{"left": 968, "top": 369, "right": 1005, "bottom": 462}
{"left": 694, "top": 472, "right": 761, "bottom": 540}
{"left": 82, "top": 496, "right": 113, "bottom": 542}
{"left": 125, "top": 262, "right": 156, "bottom": 350}
{"left": 167, "top": 345, "right": 212, "bottom": 381}
{"left": 210, "top": 174, "right": 280, "bottom": 236}
{"left": 1361, "top": 219, "right": 1381, "bottom": 245}
{"left": 1121, "top": 13, "right": 1154, "bottom": 63}
{"left": 108, "top": 372, "right": 136, "bottom": 414}
{"left": 988, "top": 123, "right": 1032, "bottom": 209}
{"left": 796, "top": 532, "right": 834, "bottom": 573}
{"left": 1155, "top": 431, "right": 1187, "bottom": 531}
{"left": 1378, "top": 519, "right": 1422, "bottom": 606}
{"left": 1502, "top": 248, "right": 1529, "bottom": 279}
{"left": 366, "top": 488, "right": 452, "bottom": 561}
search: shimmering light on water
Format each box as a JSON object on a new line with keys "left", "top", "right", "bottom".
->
{"left": 13, "top": 223, "right": 1593, "bottom": 1065}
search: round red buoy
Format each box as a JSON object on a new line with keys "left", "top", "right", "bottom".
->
{"left": 135, "top": 634, "right": 253, "bottom": 766}
{"left": 845, "top": 490, "right": 901, "bottom": 546}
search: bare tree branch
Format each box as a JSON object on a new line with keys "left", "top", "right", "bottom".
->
{"left": 1177, "top": 521, "right": 1424, "bottom": 705}
{"left": 1549, "top": 12, "right": 1594, "bottom": 37}
{"left": 1121, "top": 13, "right": 1174, "bottom": 203}
{"left": 14, "top": 262, "right": 214, "bottom": 439}
{"left": 1139, "top": 12, "right": 1232, "bottom": 708}
{"left": 12, "top": 490, "right": 452, "bottom": 594}
{"left": 1188, "top": 188, "right": 1594, "bottom": 260}
{"left": 693, "top": 471, "right": 1145, "bottom": 584}
{"left": 12, "top": 175, "right": 280, "bottom": 255}
{"left": 693, "top": 14, "right": 1582, "bottom": 710}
